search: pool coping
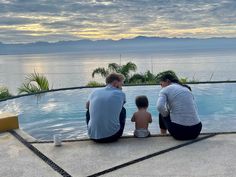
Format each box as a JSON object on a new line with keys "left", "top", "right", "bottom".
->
{"left": 18, "top": 129, "right": 236, "bottom": 144}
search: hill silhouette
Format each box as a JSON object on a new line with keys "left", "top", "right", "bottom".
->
{"left": 0, "top": 36, "right": 236, "bottom": 55}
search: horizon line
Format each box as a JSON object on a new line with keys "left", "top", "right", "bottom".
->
{"left": 1, "top": 36, "right": 236, "bottom": 45}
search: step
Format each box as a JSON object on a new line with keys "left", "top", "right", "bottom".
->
{"left": 0, "top": 113, "right": 19, "bottom": 132}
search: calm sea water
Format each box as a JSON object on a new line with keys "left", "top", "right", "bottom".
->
{"left": 0, "top": 83, "right": 236, "bottom": 140}
{"left": 0, "top": 50, "right": 236, "bottom": 94}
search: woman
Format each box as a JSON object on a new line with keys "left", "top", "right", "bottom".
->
{"left": 156, "top": 71, "right": 202, "bottom": 140}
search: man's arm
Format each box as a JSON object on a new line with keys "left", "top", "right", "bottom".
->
{"left": 123, "top": 92, "right": 126, "bottom": 105}
{"left": 86, "top": 91, "right": 93, "bottom": 109}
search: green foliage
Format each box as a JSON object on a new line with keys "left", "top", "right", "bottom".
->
{"left": 108, "top": 63, "right": 120, "bottom": 72}
{"left": 0, "top": 86, "right": 12, "bottom": 99}
{"left": 129, "top": 70, "right": 157, "bottom": 84}
{"left": 86, "top": 81, "right": 105, "bottom": 87}
{"left": 179, "top": 77, "right": 199, "bottom": 83}
{"left": 119, "top": 62, "right": 137, "bottom": 81}
{"left": 187, "top": 78, "right": 199, "bottom": 83}
{"left": 91, "top": 61, "right": 137, "bottom": 83}
{"left": 92, "top": 68, "right": 109, "bottom": 78}
{"left": 144, "top": 70, "right": 156, "bottom": 83}
{"left": 18, "top": 72, "right": 50, "bottom": 94}
{"left": 129, "top": 73, "right": 145, "bottom": 84}
{"left": 90, "top": 63, "right": 206, "bottom": 85}
{"left": 179, "top": 77, "right": 188, "bottom": 84}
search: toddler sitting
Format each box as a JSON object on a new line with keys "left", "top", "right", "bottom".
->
{"left": 131, "top": 95, "right": 152, "bottom": 138}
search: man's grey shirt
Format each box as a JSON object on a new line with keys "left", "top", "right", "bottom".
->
{"left": 87, "top": 85, "right": 126, "bottom": 139}
{"left": 157, "top": 83, "right": 200, "bottom": 126}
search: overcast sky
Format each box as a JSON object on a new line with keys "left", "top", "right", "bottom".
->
{"left": 0, "top": 0, "right": 235, "bottom": 44}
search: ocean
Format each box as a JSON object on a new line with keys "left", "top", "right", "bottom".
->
{"left": 1, "top": 49, "right": 236, "bottom": 94}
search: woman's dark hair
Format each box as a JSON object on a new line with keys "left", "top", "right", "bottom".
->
{"left": 135, "top": 95, "right": 149, "bottom": 109}
{"left": 156, "top": 70, "right": 180, "bottom": 83}
{"left": 156, "top": 70, "right": 191, "bottom": 91}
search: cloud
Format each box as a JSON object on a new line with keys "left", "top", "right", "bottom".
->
{"left": 0, "top": 16, "right": 34, "bottom": 25}
{"left": 0, "top": 0, "right": 235, "bottom": 43}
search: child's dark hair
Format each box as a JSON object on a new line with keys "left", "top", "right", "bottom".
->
{"left": 135, "top": 95, "right": 149, "bottom": 109}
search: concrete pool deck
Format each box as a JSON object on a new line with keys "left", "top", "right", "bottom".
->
{"left": 1, "top": 130, "right": 236, "bottom": 177}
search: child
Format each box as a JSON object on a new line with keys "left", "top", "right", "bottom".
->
{"left": 131, "top": 95, "right": 152, "bottom": 138}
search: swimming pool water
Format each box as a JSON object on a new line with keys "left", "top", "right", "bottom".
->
{"left": 0, "top": 83, "right": 236, "bottom": 140}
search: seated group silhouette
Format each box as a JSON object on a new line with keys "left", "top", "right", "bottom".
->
{"left": 86, "top": 72, "right": 202, "bottom": 143}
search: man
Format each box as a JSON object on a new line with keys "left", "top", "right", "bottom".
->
{"left": 86, "top": 73, "right": 126, "bottom": 143}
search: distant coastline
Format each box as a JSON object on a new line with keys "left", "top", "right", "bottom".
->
{"left": 1, "top": 36, "right": 236, "bottom": 55}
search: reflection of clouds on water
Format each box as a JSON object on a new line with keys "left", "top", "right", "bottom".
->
{"left": 201, "top": 116, "right": 236, "bottom": 133}
{"left": 223, "top": 106, "right": 234, "bottom": 112}
{"left": 41, "top": 102, "right": 57, "bottom": 112}
{"left": 0, "top": 100, "right": 21, "bottom": 115}
{"left": 1, "top": 51, "right": 236, "bottom": 94}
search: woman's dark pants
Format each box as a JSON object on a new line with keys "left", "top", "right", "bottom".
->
{"left": 159, "top": 114, "right": 202, "bottom": 140}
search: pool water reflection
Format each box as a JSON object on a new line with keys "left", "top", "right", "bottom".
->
{"left": 0, "top": 83, "right": 236, "bottom": 140}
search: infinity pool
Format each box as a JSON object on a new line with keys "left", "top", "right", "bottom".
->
{"left": 1, "top": 83, "right": 236, "bottom": 140}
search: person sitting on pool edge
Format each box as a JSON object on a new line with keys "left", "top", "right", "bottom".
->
{"left": 131, "top": 95, "right": 152, "bottom": 138}
{"left": 86, "top": 73, "right": 126, "bottom": 143}
{"left": 156, "top": 70, "right": 202, "bottom": 140}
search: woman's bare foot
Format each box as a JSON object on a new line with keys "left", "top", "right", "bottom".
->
{"left": 160, "top": 129, "right": 167, "bottom": 135}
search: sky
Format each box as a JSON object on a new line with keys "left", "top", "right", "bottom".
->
{"left": 0, "top": 0, "right": 236, "bottom": 44}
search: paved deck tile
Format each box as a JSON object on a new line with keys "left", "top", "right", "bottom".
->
{"left": 103, "top": 134, "right": 236, "bottom": 177}
{"left": 0, "top": 132, "right": 61, "bottom": 177}
{"left": 34, "top": 136, "right": 191, "bottom": 177}
{"left": 2, "top": 131, "right": 235, "bottom": 177}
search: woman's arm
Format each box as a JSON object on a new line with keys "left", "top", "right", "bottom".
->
{"left": 157, "top": 93, "right": 169, "bottom": 117}
{"left": 86, "top": 101, "right": 90, "bottom": 109}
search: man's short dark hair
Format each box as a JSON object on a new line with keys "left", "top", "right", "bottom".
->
{"left": 106, "top": 73, "right": 125, "bottom": 84}
{"left": 135, "top": 95, "right": 149, "bottom": 109}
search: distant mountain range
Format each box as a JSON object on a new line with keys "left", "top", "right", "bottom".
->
{"left": 1, "top": 36, "right": 236, "bottom": 55}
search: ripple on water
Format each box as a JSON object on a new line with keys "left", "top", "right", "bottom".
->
{"left": 0, "top": 83, "right": 236, "bottom": 140}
